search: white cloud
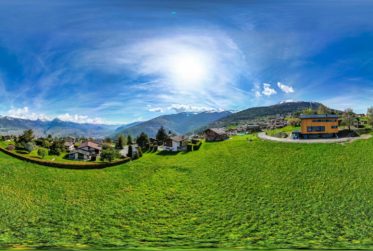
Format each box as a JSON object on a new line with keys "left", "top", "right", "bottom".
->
{"left": 148, "top": 107, "right": 164, "bottom": 113}
{"left": 7, "top": 107, "right": 105, "bottom": 124}
{"left": 7, "top": 107, "right": 51, "bottom": 121}
{"left": 277, "top": 82, "right": 295, "bottom": 93}
{"left": 262, "top": 83, "right": 277, "bottom": 96}
{"left": 56, "top": 113, "right": 104, "bottom": 124}
{"left": 255, "top": 91, "right": 262, "bottom": 97}
{"left": 169, "top": 104, "right": 224, "bottom": 113}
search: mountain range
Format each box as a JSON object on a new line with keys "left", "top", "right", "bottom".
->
{"left": 206, "top": 101, "right": 326, "bottom": 128}
{"left": 0, "top": 116, "right": 118, "bottom": 138}
{"left": 0, "top": 101, "right": 335, "bottom": 138}
{"left": 113, "top": 111, "right": 232, "bottom": 138}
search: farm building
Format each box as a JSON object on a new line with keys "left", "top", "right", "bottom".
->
{"left": 294, "top": 114, "right": 339, "bottom": 139}
{"left": 164, "top": 136, "right": 187, "bottom": 152}
{"left": 68, "top": 141, "right": 101, "bottom": 161}
{"left": 204, "top": 128, "right": 229, "bottom": 142}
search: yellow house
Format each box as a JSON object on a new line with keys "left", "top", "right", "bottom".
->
{"left": 300, "top": 114, "right": 339, "bottom": 135}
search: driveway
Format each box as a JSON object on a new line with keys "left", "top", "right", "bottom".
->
{"left": 258, "top": 132, "right": 371, "bottom": 144}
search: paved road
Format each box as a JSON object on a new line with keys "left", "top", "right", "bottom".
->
{"left": 258, "top": 132, "right": 372, "bottom": 144}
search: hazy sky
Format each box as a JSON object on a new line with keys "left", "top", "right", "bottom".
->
{"left": 0, "top": 0, "right": 372, "bottom": 124}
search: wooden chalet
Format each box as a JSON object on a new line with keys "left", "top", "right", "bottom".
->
{"left": 204, "top": 128, "right": 229, "bottom": 142}
{"left": 68, "top": 141, "right": 102, "bottom": 161}
{"left": 164, "top": 136, "right": 187, "bottom": 152}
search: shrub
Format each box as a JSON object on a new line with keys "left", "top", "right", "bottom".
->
{"left": 37, "top": 148, "right": 47, "bottom": 159}
{"left": 187, "top": 144, "right": 193, "bottom": 152}
{"left": 193, "top": 142, "right": 203, "bottom": 151}
{"left": 273, "top": 132, "right": 288, "bottom": 138}
{"left": 100, "top": 148, "right": 120, "bottom": 162}
{"left": 138, "top": 147, "right": 143, "bottom": 157}
{"left": 25, "top": 142, "right": 34, "bottom": 153}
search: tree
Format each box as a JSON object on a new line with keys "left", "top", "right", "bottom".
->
{"left": 127, "top": 144, "right": 133, "bottom": 159}
{"left": 49, "top": 140, "right": 64, "bottom": 156}
{"left": 37, "top": 148, "right": 47, "bottom": 159}
{"left": 136, "top": 132, "right": 149, "bottom": 149}
{"left": 100, "top": 147, "right": 119, "bottom": 162}
{"left": 127, "top": 135, "right": 133, "bottom": 145}
{"left": 368, "top": 107, "right": 373, "bottom": 127}
{"left": 18, "top": 129, "right": 34, "bottom": 144}
{"left": 317, "top": 104, "right": 328, "bottom": 115}
{"left": 302, "top": 108, "right": 315, "bottom": 115}
{"left": 156, "top": 126, "right": 168, "bottom": 143}
{"left": 342, "top": 108, "right": 355, "bottom": 132}
{"left": 287, "top": 117, "right": 301, "bottom": 127}
{"left": 104, "top": 137, "right": 113, "bottom": 144}
{"left": 115, "top": 134, "right": 126, "bottom": 149}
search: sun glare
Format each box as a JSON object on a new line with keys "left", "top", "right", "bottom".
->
{"left": 168, "top": 51, "right": 210, "bottom": 89}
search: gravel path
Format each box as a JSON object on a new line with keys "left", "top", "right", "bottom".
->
{"left": 258, "top": 132, "right": 372, "bottom": 144}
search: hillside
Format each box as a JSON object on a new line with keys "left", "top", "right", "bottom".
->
{"left": 115, "top": 111, "right": 231, "bottom": 137}
{"left": 1, "top": 135, "right": 373, "bottom": 249}
{"left": 208, "top": 101, "right": 326, "bottom": 128}
{"left": 0, "top": 116, "right": 119, "bottom": 138}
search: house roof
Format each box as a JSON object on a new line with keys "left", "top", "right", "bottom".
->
{"left": 170, "top": 136, "right": 185, "bottom": 142}
{"left": 205, "top": 128, "right": 227, "bottom": 135}
{"left": 300, "top": 114, "right": 338, "bottom": 119}
{"left": 78, "top": 141, "right": 101, "bottom": 150}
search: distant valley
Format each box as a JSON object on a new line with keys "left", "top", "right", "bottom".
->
{"left": 0, "top": 101, "right": 334, "bottom": 138}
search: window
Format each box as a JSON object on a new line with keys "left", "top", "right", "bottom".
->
{"left": 312, "top": 119, "right": 337, "bottom": 122}
{"left": 307, "top": 126, "right": 325, "bottom": 132}
{"left": 331, "top": 125, "right": 338, "bottom": 129}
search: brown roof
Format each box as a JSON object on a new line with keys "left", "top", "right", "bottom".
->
{"left": 205, "top": 128, "right": 227, "bottom": 135}
{"left": 78, "top": 141, "right": 101, "bottom": 150}
{"left": 170, "top": 136, "right": 185, "bottom": 142}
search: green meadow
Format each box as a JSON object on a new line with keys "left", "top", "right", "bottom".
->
{"left": 1, "top": 135, "right": 373, "bottom": 250}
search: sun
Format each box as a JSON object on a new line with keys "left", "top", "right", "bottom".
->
{"left": 167, "top": 51, "right": 210, "bottom": 89}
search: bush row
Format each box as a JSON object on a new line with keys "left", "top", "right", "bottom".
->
{"left": 0, "top": 147, "right": 131, "bottom": 169}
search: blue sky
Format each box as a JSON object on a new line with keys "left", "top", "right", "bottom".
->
{"left": 0, "top": 0, "right": 372, "bottom": 124}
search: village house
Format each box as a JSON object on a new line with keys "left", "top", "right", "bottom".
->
{"left": 68, "top": 141, "right": 102, "bottom": 161}
{"left": 64, "top": 142, "right": 75, "bottom": 152}
{"left": 204, "top": 128, "right": 229, "bottom": 142}
{"left": 293, "top": 114, "right": 339, "bottom": 139}
{"left": 164, "top": 136, "right": 188, "bottom": 152}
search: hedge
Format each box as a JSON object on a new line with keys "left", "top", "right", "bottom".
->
{"left": 0, "top": 147, "right": 131, "bottom": 169}
{"left": 193, "top": 142, "right": 203, "bottom": 151}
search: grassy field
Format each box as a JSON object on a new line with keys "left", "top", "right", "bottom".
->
{"left": 1, "top": 135, "right": 373, "bottom": 250}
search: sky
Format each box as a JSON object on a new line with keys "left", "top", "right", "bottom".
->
{"left": 0, "top": 0, "right": 373, "bottom": 124}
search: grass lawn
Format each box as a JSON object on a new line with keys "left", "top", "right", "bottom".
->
{"left": 265, "top": 125, "right": 300, "bottom": 136}
{"left": 1, "top": 135, "right": 373, "bottom": 250}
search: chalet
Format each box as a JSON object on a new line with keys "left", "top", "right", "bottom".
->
{"left": 204, "top": 128, "right": 229, "bottom": 142}
{"left": 64, "top": 142, "right": 75, "bottom": 152}
{"left": 68, "top": 141, "right": 102, "bottom": 161}
{"left": 164, "top": 136, "right": 187, "bottom": 152}
{"left": 297, "top": 114, "right": 339, "bottom": 138}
